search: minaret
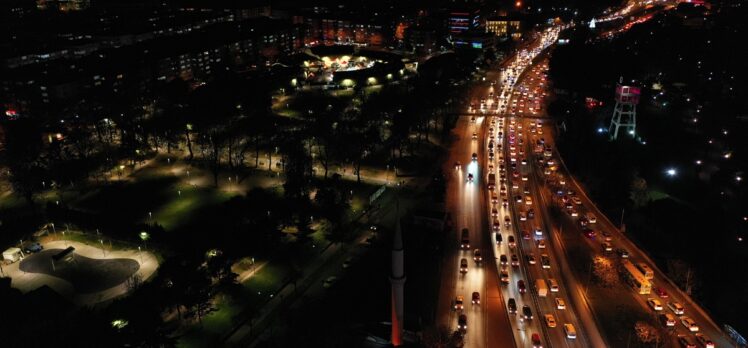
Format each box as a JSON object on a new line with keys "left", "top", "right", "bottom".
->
{"left": 390, "top": 214, "right": 406, "bottom": 346}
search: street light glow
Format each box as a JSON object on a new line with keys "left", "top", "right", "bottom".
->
{"left": 666, "top": 168, "right": 677, "bottom": 177}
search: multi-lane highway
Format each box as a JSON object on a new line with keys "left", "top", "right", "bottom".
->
{"left": 437, "top": 9, "right": 730, "bottom": 347}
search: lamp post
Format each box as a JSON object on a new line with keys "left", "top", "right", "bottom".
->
{"left": 139, "top": 231, "right": 150, "bottom": 250}
{"left": 138, "top": 246, "right": 143, "bottom": 263}
{"left": 100, "top": 239, "right": 105, "bottom": 256}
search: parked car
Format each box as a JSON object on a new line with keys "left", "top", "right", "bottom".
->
{"left": 22, "top": 242, "right": 43, "bottom": 254}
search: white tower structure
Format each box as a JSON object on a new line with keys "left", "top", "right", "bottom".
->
{"left": 390, "top": 215, "right": 406, "bottom": 346}
{"left": 609, "top": 78, "right": 641, "bottom": 140}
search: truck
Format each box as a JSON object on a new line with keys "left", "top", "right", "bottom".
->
{"left": 2, "top": 247, "right": 22, "bottom": 263}
{"left": 536, "top": 279, "right": 548, "bottom": 297}
{"left": 487, "top": 173, "right": 496, "bottom": 190}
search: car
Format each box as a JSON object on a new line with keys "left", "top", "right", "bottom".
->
{"left": 654, "top": 286, "right": 669, "bottom": 298}
{"left": 537, "top": 240, "right": 547, "bottom": 248}
{"left": 694, "top": 333, "right": 715, "bottom": 348}
{"left": 534, "top": 227, "right": 543, "bottom": 236}
{"left": 458, "top": 314, "right": 468, "bottom": 331}
{"left": 472, "top": 291, "right": 481, "bottom": 304}
{"left": 468, "top": 173, "right": 474, "bottom": 182}
{"left": 515, "top": 195, "right": 523, "bottom": 203}
{"left": 342, "top": 257, "right": 355, "bottom": 269}
{"left": 511, "top": 254, "right": 519, "bottom": 266}
{"left": 454, "top": 161, "right": 461, "bottom": 170}
{"left": 527, "top": 209, "right": 535, "bottom": 218}
{"left": 495, "top": 232, "right": 503, "bottom": 244}
{"left": 522, "top": 230, "right": 531, "bottom": 240}
{"left": 680, "top": 316, "right": 699, "bottom": 332}
{"left": 500, "top": 270, "right": 510, "bottom": 283}
{"left": 517, "top": 280, "right": 526, "bottom": 293}
{"left": 647, "top": 298, "right": 663, "bottom": 311}
{"left": 540, "top": 254, "right": 551, "bottom": 269}
{"left": 569, "top": 209, "right": 579, "bottom": 217}
{"left": 584, "top": 229, "right": 596, "bottom": 239}
{"left": 601, "top": 230, "right": 613, "bottom": 241}
{"left": 527, "top": 253, "right": 537, "bottom": 265}
{"left": 545, "top": 314, "right": 556, "bottom": 328}
{"left": 22, "top": 242, "right": 43, "bottom": 254}
{"left": 500, "top": 254, "right": 508, "bottom": 265}
{"left": 659, "top": 313, "right": 676, "bottom": 327}
{"left": 492, "top": 208, "right": 498, "bottom": 217}
{"left": 493, "top": 221, "right": 501, "bottom": 231}
{"left": 555, "top": 298, "right": 566, "bottom": 310}
{"left": 473, "top": 249, "right": 482, "bottom": 263}
{"left": 667, "top": 301, "right": 685, "bottom": 315}
{"left": 616, "top": 248, "right": 630, "bottom": 258}
{"left": 471, "top": 153, "right": 478, "bottom": 161}
{"left": 601, "top": 242, "right": 613, "bottom": 252}
{"left": 455, "top": 295, "right": 464, "bottom": 310}
{"left": 652, "top": 286, "right": 670, "bottom": 298}
{"left": 564, "top": 324, "right": 577, "bottom": 339}
{"left": 323, "top": 276, "right": 338, "bottom": 288}
{"left": 461, "top": 228, "right": 470, "bottom": 249}
{"left": 549, "top": 278, "right": 559, "bottom": 292}
{"left": 525, "top": 196, "right": 533, "bottom": 205}
{"left": 519, "top": 212, "right": 527, "bottom": 221}
{"left": 522, "top": 305, "right": 533, "bottom": 320}
{"left": 678, "top": 334, "right": 697, "bottom": 348}
{"left": 571, "top": 196, "right": 582, "bottom": 205}
{"left": 508, "top": 236, "right": 516, "bottom": 248}
{"left": 508, "top": 298, "right": 517, "bottom": 314}
{"left": 472, "top": 132, "right": 478, "bottom": 139}
{"left": 531, "top": 333, "right": 543, "bottom": 348}
{"left": 460, "top": 258, "right": 468, "bottom": 274}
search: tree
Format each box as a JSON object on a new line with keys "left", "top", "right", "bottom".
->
{"left": 630, "top": 174, "right": 650, "bottom": 209}
{"left": 591, "top": 255, "right": 620, "bottom": 288}
{"left": 421, "top": 325, "right": 464, "bottom": 348}
{"left": 0, "top": 119, "right": 47, "bottom": 212}
{"left": 282, "top": 134, "right": 312, "bottom": 201}
{"left": 634, "top": 321, "right": 662, "bottom": 345}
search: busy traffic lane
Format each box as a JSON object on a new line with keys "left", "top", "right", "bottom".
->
{"left": 545, "top": 137, "right": 732, "bottom": 347}
{"left": 437, "top": 114, "right": 514, "bottom": 348}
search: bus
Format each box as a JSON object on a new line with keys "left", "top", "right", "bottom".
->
{"left": 635, "top": 262, "right": 654, "bottom": 280}
{"left": 622, "top": 260, "right": 652, "bottom": 294}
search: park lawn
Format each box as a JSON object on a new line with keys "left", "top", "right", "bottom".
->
{"left": 177, "top": 262, "right": 290, "bottom": 348}
{"left": 242, "top": 262, "right": 289, "bottom": 297}
{"left": 151, "top": 185, "right": 234, "bottom": 231}
{"left": 71, "top": 175, "right": 180, "bottom": 225}
{"left": 176, "top": 296, "right": 242, "bottom": 348}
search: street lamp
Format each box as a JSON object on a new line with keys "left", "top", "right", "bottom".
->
{"left": 139, "top": 231, "right": 150, "bottom": 250}
{"left": 100, "top": 239, "right": 105, "bottom": 256}
{"left": 665, "top": 168, "right": 677, "bottom": 177}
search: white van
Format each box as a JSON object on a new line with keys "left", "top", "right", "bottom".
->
{"left": 564, "top": 324, "right": 577, "bottom": 339}
{"left": 586, "top": 212, "right": 597, "bottom": 224}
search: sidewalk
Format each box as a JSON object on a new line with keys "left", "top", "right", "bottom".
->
{"left": 224, "top": 189, "right": 402, "bottom": 346}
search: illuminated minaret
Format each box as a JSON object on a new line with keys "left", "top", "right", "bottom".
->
{"left": 390, "top": 215, "right": 406, "bottom": 346}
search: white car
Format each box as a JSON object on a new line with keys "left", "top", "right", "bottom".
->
{"left": 647, "top": 298, "right": 663, "bottom": 311}
{"left": 681, "top": 316, "right": 699, "bottom": 332}
{"left": 667, "top": 301, "right": 685, "bottom": 315}
{"left": 555, "top": 298, "right": 566, "bottom": 310}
